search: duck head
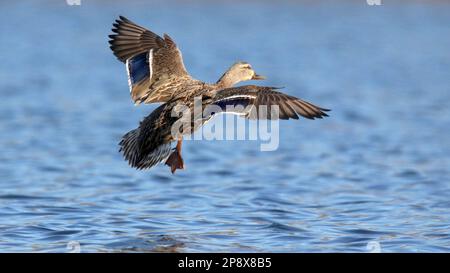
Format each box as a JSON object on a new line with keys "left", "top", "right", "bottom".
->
{"left": 216, "top": 62, "right": 265, "bottom": 88}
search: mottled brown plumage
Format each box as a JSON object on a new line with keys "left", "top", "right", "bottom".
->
{"left": 110, "top": 16, "right": 330, "bottom": 173}
{"left": 109, "top": 16, "right": 192, "bottom": 103}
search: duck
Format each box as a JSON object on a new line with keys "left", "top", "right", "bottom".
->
{"left": 109, "top": 16, "right": 330, "bottom": 174}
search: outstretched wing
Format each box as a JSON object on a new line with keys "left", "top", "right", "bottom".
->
{"left": 212, "top": 85, "right": 330, "bottom": 120}
{"left": 109, "top": 16, "right": 189, "bottom": 104}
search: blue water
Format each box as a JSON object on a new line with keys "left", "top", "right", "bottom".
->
{"left": 1, "top": 1, "right": 450, "bottom": 252}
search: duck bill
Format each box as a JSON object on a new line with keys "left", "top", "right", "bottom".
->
{"left": 251, "top": 74, "right": 266, "bottom": 80}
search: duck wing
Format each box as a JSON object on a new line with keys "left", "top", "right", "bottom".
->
{"left": 109, "top": 16, "right": 190, "bottom": 104}
{"left": 211, "top": 85, "right": 330, "bottom": 120}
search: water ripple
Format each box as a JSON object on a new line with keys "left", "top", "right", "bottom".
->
{"left": 0, "top": 1, "right": 449, "bottom": 252}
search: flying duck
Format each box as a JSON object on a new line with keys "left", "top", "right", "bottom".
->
{"left": 109, "top": 16, "right": 329, "bottom": 174}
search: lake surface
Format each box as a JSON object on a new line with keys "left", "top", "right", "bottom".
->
{"left": 0, "top": 0, "right": 450, "bottom": 252}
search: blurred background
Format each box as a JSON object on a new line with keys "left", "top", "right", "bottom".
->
{"left": 0, "top": 0, "right": 449, "bottom": 252}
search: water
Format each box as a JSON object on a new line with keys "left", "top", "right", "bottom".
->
{"left": 0, "top": 0, "right": 450, "bottom": 252}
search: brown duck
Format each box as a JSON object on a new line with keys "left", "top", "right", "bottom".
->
{"left": 109, "top": 16, "right": 330, "bottom": 174}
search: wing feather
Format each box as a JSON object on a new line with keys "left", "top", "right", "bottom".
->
{"left": 213, "top": 85, "right": 330, "bottom": 120}
{"left": 109, "top": 16, "right": 190, "bottom": 104}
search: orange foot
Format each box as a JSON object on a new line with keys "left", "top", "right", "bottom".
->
{"left": 165, "top": 139, "right": 184, "bottom": 174}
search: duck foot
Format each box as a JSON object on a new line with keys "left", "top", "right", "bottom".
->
{"left": 165, "top": 139, "right": 184, "bottom": 174}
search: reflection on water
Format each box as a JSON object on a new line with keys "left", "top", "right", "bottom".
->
{"left": 0, "top": 1, "right": 450, "bottom": 252}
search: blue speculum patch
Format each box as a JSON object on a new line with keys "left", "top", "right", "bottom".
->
{"left": 127, "top": 51, "right": 149, "bottom": 84}
{"left": 215, "top": 98, "right": 251, "bottom": 111}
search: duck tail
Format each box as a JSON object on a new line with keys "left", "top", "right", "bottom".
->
{"left": 119, "top": 128, "right": 141, "bottom": 167}
{"left": 119, "top": 128, "right": 172, "bottom": 170}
